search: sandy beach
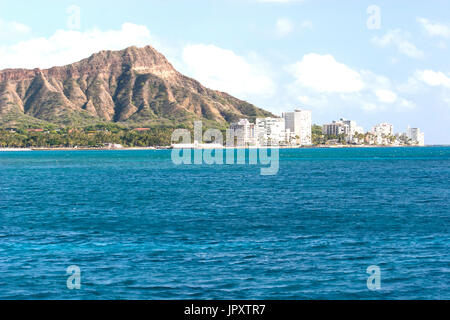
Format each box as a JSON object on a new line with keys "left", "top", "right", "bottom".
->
{"left": 0, "top": 145, "right": 433, "bottom": 152}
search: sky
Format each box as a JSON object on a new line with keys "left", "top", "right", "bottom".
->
{"left": 0, "top": 0, "right": 449, "bottom": 144}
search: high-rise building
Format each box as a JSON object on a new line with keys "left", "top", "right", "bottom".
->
{"left": 322, "top": 120, "right": 350, "bottom": 136}
{"left": 406, "top": 126, "right": 425, "bottom": 146}
{"left": 282, "top": 109, "right": 312, "bottom": 145}
{"left": 230, "top": 119, "right": 256, "bottom": 146}
{"left": 372, "top": 123, "right": 394, "bottom": 136}
{"left": 255, "top": 117, "right": 286, "bottom": 146}
{"left": 341, "top": 119, "right": 357, "bottom": 135}
{"left": 322, "top": 118, "right": 363, "bottom": 144}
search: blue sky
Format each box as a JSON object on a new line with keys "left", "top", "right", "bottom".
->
{"left": 0, "top": 0, "right": 449, "bottom": 143}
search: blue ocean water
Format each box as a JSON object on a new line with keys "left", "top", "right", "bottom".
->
{"left": 0, "top": 147, "right": 449, "bottom": 300}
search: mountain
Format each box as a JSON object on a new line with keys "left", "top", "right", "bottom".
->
{"left": 0, "top": 45, "right": 273, "bottom": 128}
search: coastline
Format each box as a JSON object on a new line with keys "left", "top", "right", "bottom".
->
{"left": 0, "top": 145, "right": 440, "bottom": 152}
{"left": 0, "top": 148, "right": 33, "bottom": 152}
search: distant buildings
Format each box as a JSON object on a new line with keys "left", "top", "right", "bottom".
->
{"left": 363, "top": 123, "right": 395, "bottom": 145}
{"left": 371, "top": 123, "right": 394, "bottom": 136}
{"left": 229, "top": 108, "right": 312, "bottom": 147}
{"left": 406, "top": 126, "right": 425, "bottom": 146}
{"left": 104, "top": 143, "right": 123, "bottom": 149}
{"left": 228, "top": 112, "right": 425, "bottom": 147}
{"left": 322, "top": 119, "right": 350, "bottom": 136}
{"left": 322, "top": 118, "right": 363, "bottom": 136}
{"left": 322, "top": 118, "right": 366, "bottom": 144}
{"left": 230, "top": 119, "right": 256, "bottom": 146}
{"left": 341, "top": 119, "right": 357, "bottom": 135}
{"left": 255, "top": 117, "right": 287, "bottom": 146}
{"left": 282, "top": 109, "right": 312, "bottom": 146}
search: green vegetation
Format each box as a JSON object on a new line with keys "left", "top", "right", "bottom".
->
{"left": 0, "top": 124, "right": 176, "bottom": 148}
{"left": 0, "top": 46, "right": 276, "bottom": 148}
{"left": 1, "top": 121, "right": 412, "bottom": 148}
{"left": 0, "top": 116, "right": 233, "bottom": 148}
{"left": 312, "top": 124, "right": 349, "bottom": 144}
{"left": 311, "top": 124, "right": 325, "bottom": 145}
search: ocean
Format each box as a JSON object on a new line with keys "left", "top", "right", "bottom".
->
{"left": 0, "top": 147, "right": 449, "bottom": 299}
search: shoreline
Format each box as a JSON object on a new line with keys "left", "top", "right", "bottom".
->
{"left": 0, "top": 145, "right": 442, "bottom": 152}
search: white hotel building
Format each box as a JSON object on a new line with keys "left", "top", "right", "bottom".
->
{"left": 372, "top": 123, "right": 394, "bottom": 136}
{"left": 282, "top": 109, "right": 312, "bottom": 146}
{"left": 229, "top": 109, "right": 312, "bottom": 147}
{"left": 322, "top": 118, "right": 364, "bottom": 136}
{"left": 255, "top": 117, "right": 287, "bottom": 146}
{"left": 406, "top": 126, "right": 425, "bottom": 146}
{"left": 229, "top": 119, "right": 256, "bottom": 146}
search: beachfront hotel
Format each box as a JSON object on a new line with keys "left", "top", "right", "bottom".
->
{"left": 229, "top": 119, "right": 256, "bottom": 146}
{"left": 372, "top": 123, "right": 394, "bottom": 137}
{"left": 229, "top": 109, "right": 313, "bottom": 147}
{"left": 227, "top": 114, "right": 425, "bottom": 147}
{"left": 320, "top": 117, "right": 425, "bottom": 146}
{"left": 406, "top": 126, "right": 425, "bottom": 146}
{"left": 282, "top": 110, "right": 312, "bottom": 146}
{"left": 323, "top": 120, "right": 350, "bottom": 136}
{"left": 255, "top": 117, "right": 287, "bottom": 146}
{"left": 322, "top": 118, "right": 364, "bottom": 137}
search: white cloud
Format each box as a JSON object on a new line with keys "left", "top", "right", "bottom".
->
{"left": 396, "top": 76, "right": 425, "bottom": 94}
{"left": 286, "top": 53, "right": 414, "bottom": 112}
{"left": 0, "top": 19, "right": 31, "bottom": 37}
{"left": 181, "top": 44, "right": 275, "bottom": 98}
{"left": 360, "top": 70, "right": 392, "bottom": 90}
{"left": 417, "top": 18, "right": 450, "bottom": 38}
{"left": 375, "top": 89, "right": 397, "bottom": 104}
{"left": 288, "top": 53, "right": 364, "bottom": 93}
{"left": 0, "top": 22, "right": 273, "bottom": 100}
{"left": 0, "top": 23, "right": 156, "bottom": 70}
{"left": 276, "top": 18, "right": 294, "bottom": 36}
{"left": 371, "top": 29, "right": 424, "bottom": 59}
{"left": 412, "top": 70, "right": 450, "bottom": 109}
{"left": 415, "top": 70, "right": 450, "bottom": 88}
{"left": 396, "top": 70, "right": 450, "bottom": 110}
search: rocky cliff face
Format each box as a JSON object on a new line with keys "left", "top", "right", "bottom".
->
{"left": 0, "top": 45, "right": 272, "bottom": 127}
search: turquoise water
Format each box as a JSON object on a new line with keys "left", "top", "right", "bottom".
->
{"left": 0, "top": 147, "right": 449, "bottom": 299}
